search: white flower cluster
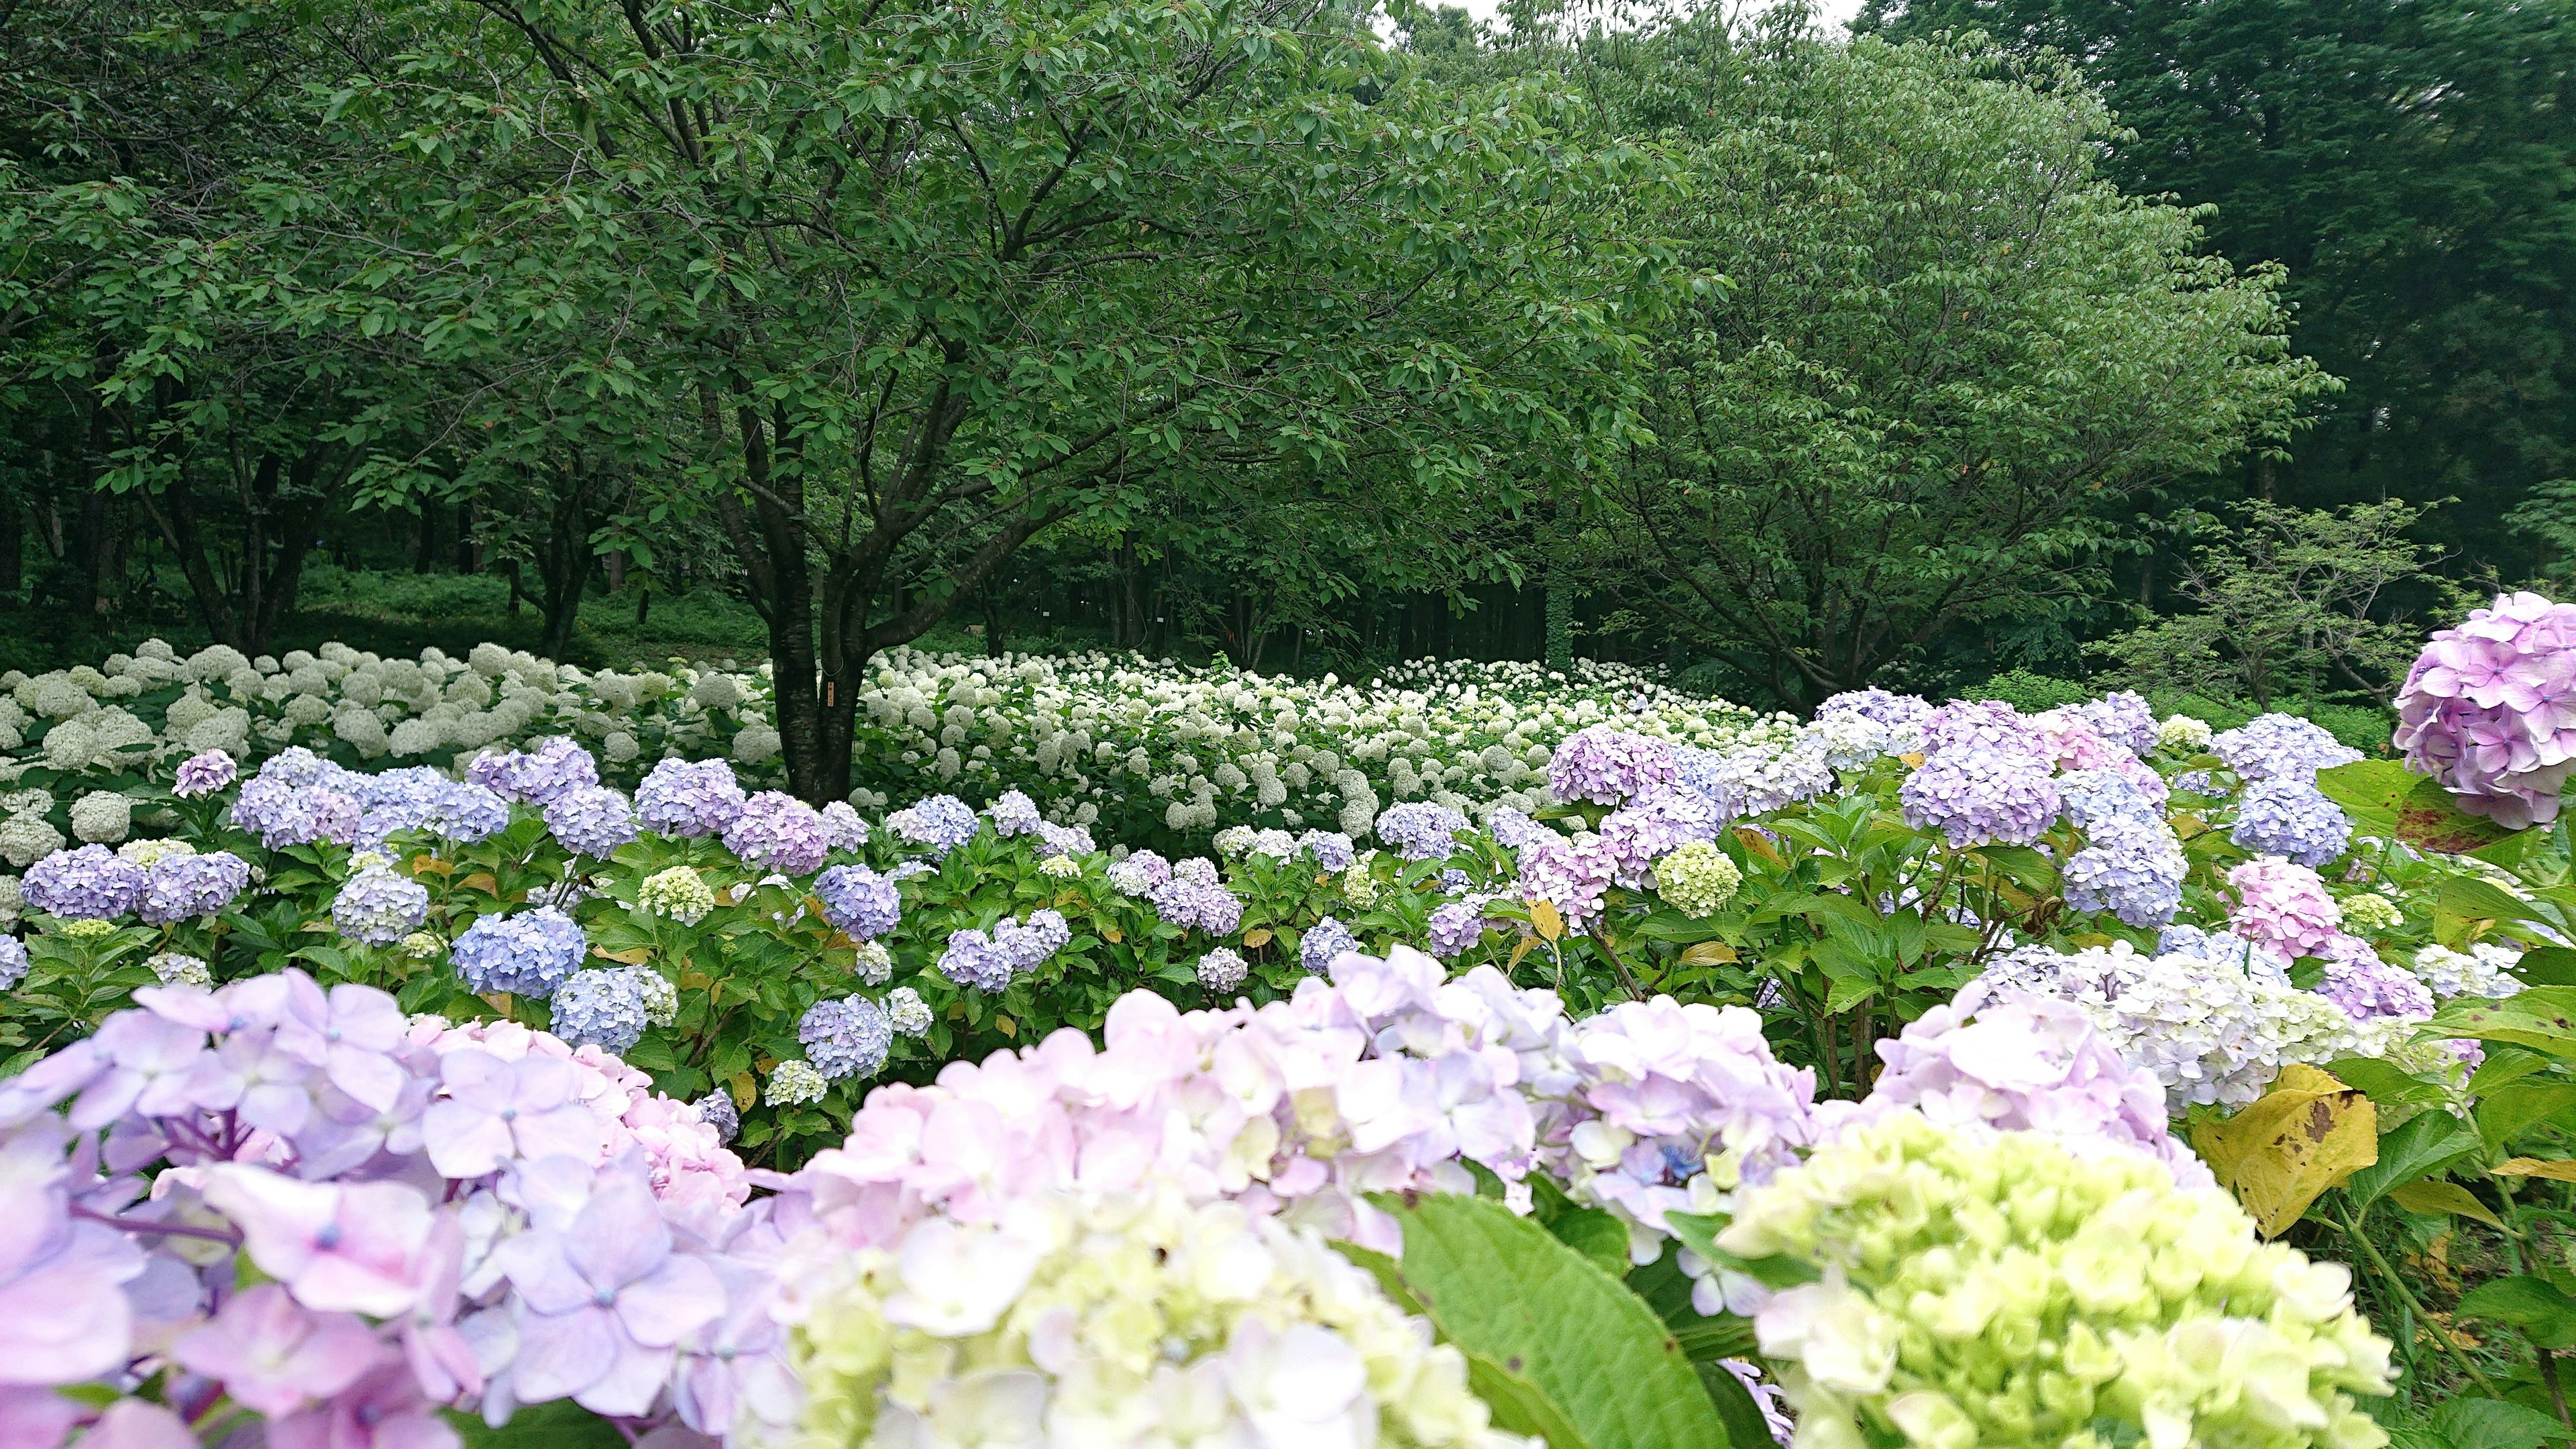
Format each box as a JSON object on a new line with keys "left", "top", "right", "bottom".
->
{"left": 775, "top": 1186, "right": 1526, "bottom": 1449}
{"left": 0, "top": 639, "right": 773, "bottom": 794}
{"left": 2411, "top": 943, "right": 2521, "bottom": 1002}
{"left": 851, "top": 647, "right": 1782, "bottom": 839}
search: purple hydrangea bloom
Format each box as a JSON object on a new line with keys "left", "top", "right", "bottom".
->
{"left": 1105, "top": 849, "right": 1173, "bottom": 895}
{"left": 549, "top": 967, "right": 655, "bottom": 1053}
{"left": 1297, "top": 830, "right": 1358, "bottom": 871}
{"left": 1300, "top": 916, "right": 1359, "bottom": 974}
{"left": 819, "top": 802, "right": 871, "bottom": 853}
{"left": 2396, "top": 592, "right": 2576, "bottom": 826}
{"left": 635, "top": 759, "right": 747, "bottom": 839}
{"left": 449, "top": 908, "right": 586, "bottom": 998}
{"left": 2074, "top": 692, "right": 2159, "bottom": 754}
{"left": 936, "top": 928, "right": 1011, "bottom": 991}
{"left": 351, "top": 767, "right": 461, "bottom": 849}
{"left": 467, "top": 737, "right": 599, "bottom": 806}
{"left": 2317, "top": 938, "right": 2436, "bottom": 1022}
{"left": 1898, "top": 747, "right": 2061, "bottom": 847}
{"left": 427, "top": 778, "right": 513, "bottom": 844}
{"left": 986, "top": 790, "right": 1044, "bottom": 837}
{"left": 2055, "top": 768, "right": 2155, "bottom": 831}
{"left": 1548, "top": 728, "right": 1678, "bottom": 807}
{"left": 544, "top": 786, "right": 640, "bottom": 860}
{"left": 1920, "top": 700, "right": 2049, "bottom": 761}
{"left": 1032, "top": 820, "right": 1093, "bottom": 858}
{"left": 815, "top": 865, "right": 902, "bottom": 941}
{"left": 886, "top": 794, "right": 980, "bottom": 856}
{"left": 2212, "top": 713, "right": 2363, "bottom": 785}
{"left": 991, "top": 909, "right": 1071, "bottom": 975}
{"left": 2231, "top": 777, "right": 2355, "bottom": 867}
{"left": 229, "top": 777, "right": 362, "bottom": 850}
{"left": 1597, "top": 787, "right": 1723, "bottom": 887}
{"left": 172, "top": 749, "right": 238, "bottom": 799}
{"left": 138, "top": 851, "right": 252, "bottom": 926}
{"left": 1375, "top": 802, "right": 1470, "bottom": 862}
{"left": 0, "top": 935, "right": 25, "bottom": 989}
{"left": 1438, "top": 867, "right": 1474, "bottom": 894}
{"left": 24, "top": 845, "right": 147, "bottom": 920}
{"left": 1518, "top": 833, "right": 1617, "bottom": 928}
{"left": 693, "top": 1091, "right": 740, "bottom": 1144}
{"left": 1427, "top": 896, "right": 1497, "bottom": 959}
{"left": 1487, "top": 806, "right": 1558, "bottom": 852}
{"left": 2061, "top": 814, "right": 2187, "bottom": 928}
{"left": 722, "top": 792, "right": 830, "bottom": 877}
{"left": 1816, "top": 688, "right": 1935, "bottom": 729}
{"left": 487, "top": 1160, "right": 722, "bottom": 1415}
{"left": 798, "top": 995, "right": 892, "bottom": 1080}
{"left": 1147, "top": 873, "right": 1242, "bottom": 935}
{"left": 330, "top": 865, "right": 430, "bottom": 946}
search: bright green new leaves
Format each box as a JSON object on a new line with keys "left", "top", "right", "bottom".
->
{"left": 1351, "top": 1191, "right": 1735, "bottom": 1449}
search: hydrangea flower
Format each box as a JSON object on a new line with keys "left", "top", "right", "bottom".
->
{"left": 985, "top": 788, "right": 1044, "bottom": 836}
{"left": 638, "top": 865, "right": 717, "bottom": 925}
{"left": 148, "top": 951, "right": 211, "bottom": 987}
{"left": 1897, "top": 747, "right": 2059, "bottom": 847}
{"left": 2228, "top": 857, "right": 2345, "bottom": 959}
{"left": 854, "top": 940, "right": 894, "bottom": 985}
{"left": 0, "top": 934, "right": 25, "bottom": 990}
{"left": 2212, "top": 712, "right": 2363, "bottom": 784}
{"left": 2073, "top": 690, "right": 2159, "bottom": 753}
{"left": 137, "top": 849, "right": 251, "bottom": 926}
{"left": 1548, "top": 727, "right": 1678, "bottom": 806}
{"left": 2232, "top": 777, "right": 2355, "bottom": 867}
{"left": 1426, "top": 895, "right": 1497, "bottom": 959}
{"left": 2060, "top": 813, "right": 2187, "bottom": 928}
{"left": 2340, "top": 892, "right": 2404, "bottom": 935}
{"left": 1719, "top": 1114, "right": 2392, "bottom": 1449}
{"left": 2394, "top": 592, "right": 2576, "bottom": 826}
{"left": 229, "top": 775, "right": 362, "bottom": 849}
{"left": 449, "top": 908, "right": 587, "bottom": 998}
{"left": 1298, "top": 830, "right": 1358, "bottom": 871}
{"left": 330, "top": 864, "right": 430, "bottom": 946}
{"left": 1146, "top": 871, "right": 1244, "bottom": 936}
{"left": 819, "top": 800, "right": 871, "bottom": 853}
{"left": 799, "top": 994, "right": 894, "bottom": 1080}
{"left": 1597, "top": 788, "right": 1723, "bottom": 887}
{"left": 2412, "top": 943, "right": 2520, "bottom": 1001}
{"left": 694, "top": 1091, "right": 741, "bottom": 1144}
{"left": 1919, "top": 698, "right": 2048, "bottom": 761}
{"left": 635, "top": 757, "right": 748, "bottom": 838}
{"left": 936, "top": 929, "right": 1010, "bottom": 991}
{"left": 22, "top": 844, "right": 146, "bottom": 920}
{"left": 1037, "top": 854, "right": 1081, "bottom": 878}
{"left": 68, "top": 792, "right": 129, "bottom": 845}
{"left": 2157, "top": 714, "right": 2214, "bottom": 752}
{"left": 885, "top": 986, "right": 932, "bottom": 1036}
{"left": 543, "top": 785, "right": 639, "bottom": 859}
{"left": 1815, "top": 688, "right": 1933, "bottom": 731}
{"left": 1517, "top": 832, "right": 1617, "bottom": 929}
{"left": 1652, "top": 841, "right": 1741, "bottom": 918}
{"left": 1197, "top": 947, "right": 1249, "bottom": 991}
{"left": 466, "top": 736, "right": 598, "bottom": 806}
{"left": 2316, "top": 939, "right": 2435, "bottom": 1022}
{"left": 722, "top": 792, "right": 830, "bottom": 876}
{"left": 815, "top": 865, "right": 901, "bottom": 941}
{"left": 991, "top": 909, "right": 1071, "bottom": 975}
{"left": 886, "top": 794, "right": 979, "bottom": 855}
{"left": 767, "top": 1059, "right": 829, "bottom": 1106}
{"left": 172, "top": 748, "right": 238, "bottom": 798}
{"left": 1301, "top": 916, "right": 1359, "bottom": 975}
{"left": 2055, "top": 767, "right": 2155, "bottom": 831}
{"left": 549, "top": 967, "right": 657, "bottom": 1053}
{"left": 1375, "top": 801, "right": 1470, "bottom": 861}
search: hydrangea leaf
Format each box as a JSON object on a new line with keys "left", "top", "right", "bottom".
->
{"left": 2189, "top": 1064, "right": 2377, "bottom": 1237}
{"left": 2432, "top": 1397, "right": 2576, "bottom": 1449}
{"left": 2386, "top": 1180, "right": 2503, "bottom": 1228}
{"left": 2458, "top": 1277, "right": 2576, "bottom": 1350}
{"left": 1529, "top": 1173, "right": 1634, "bottom": 1280}
{"left": 2430, "top": 989, "right": 2576, "bottom": 1058}
{"left": 1363, "top": 1191, "right": 1736, "bottom": 1449}
{"left": 2317, "top": 760, "right": 2519, "bottom": 857}
{"left": 2345, "top": 1107, "right": 2481, "bottom": 1210}
{"left": 447, "top": 1400, "right": 627, "bottom": 1448}
{"left": 2495, "top": 1158, "right": 2576, "bottom": 1183}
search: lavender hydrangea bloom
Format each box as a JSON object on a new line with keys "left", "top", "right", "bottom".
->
{"left": 172, "top": 749, "right": 237, "bottom": 799}
{"left": 138, "top": 851, "right": 252, "bottom": 926}
{"left": 635, "top": 759, "right": 747, "bottom": 838}
{"left": 1375, "top": 802, "right": 1470, "bottom": 861}
{"left": 818, "top": 802, "right": 871, "bottom": 853}
{"left": 1816, "top": 688, "right": 1935, "bottom": 729}
{"left": 1518, "top": 833, "right": 1617, "bottom": 928}
{"left": 693, "top": 1091, "right": 740, "bottom": 1144}
{"left": 1598, "top": 788, "right": 1723, "bottom": 888}
{"left": 936, "top": 929, "right": 1011, "bottom": 991}
{"left": 2055, "top": 768, "right": 2155, "bottom": 831}
{"left": 467, "top": 737, "right": 599, "bottom": 806}
{"left": 2061, "top": 815, "right": 2188, "bottom": 928}
{"left": 449, "top": 908, "right": 586, "bottom": 998}
{"left": 815, "top": 865, "right": 902, "bottom": 941}
{"left": 1300, "top": 916, "right": 1359, "bottom": 974}
{"left": 1427, "top": 896, "right": 1497, "bottom": 959}
{"left": 991, "top": 909, "right": 1071, "bottom": 975}
{"left": 1106, "top": 850, "right": 1172, "bottom": 896}
{"left": 1150, "top": 873, "right": 1243, "bottom": 936}
{"left": 0, "top": 935, "right": 25, "bottom": 989}
{"left": 2395, "top": 592, "right": 2576, "bottom": 826}
{"left": 1919, "top": 700, "right": 2049, "bottom": 761}
{"left": 2231, "top": 777, "right": 2355, "bottom": 867}
{"left": 549, "top": 967, "right": 655, "bottom": 1053}
{"left": 1297, "top": 830, "right": 1358, "bottom": 871}
{"left": 798, "top": 995, "right": 892, "bottom": 1080}
{"left": 351, "top": 767, "right": 464, "bottom": 849}
{"left": 1548, "top": 727, "right": 1678, "bottom": 806}
{"left": 1898, "top": 747, "right": 2061, "bottom": 847}
{"left": 722, "top": 792, "right": 830, "bottom": 876}
{"left": 545, "top": 786, "right": 640, "bottom": 860}
{"left": 2212, "top": 713, "right": 2363, "bottom": 784}
{"left": 886, "top": 794, "right": 979, "bottom": 855}
{"left": 985, "top": 790, "right": 1044, "bottom": 836}
{"left": 2073, "top": 692, "right": 2160, "bottom": 754}
{"left": 229, "top": 777, "right": 362, "bottom": 849}
{"left": 1032, "top": 820, "right": 1094, "bottom": 858}
{"left": 23, "top": 845, "right": 147, "bottom": 920}
{"left": 331, "top": 866, "right": 431, "bottom": 946}
{"left": 1486, "top": 806, "right": 1558, "bottom": 852}
{"left": 2317, "top": 939, "right": 2435, "bottom": 1022}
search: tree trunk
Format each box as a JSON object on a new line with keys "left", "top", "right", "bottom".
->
{"left": 414, "top": 498, "right": 439, "bottom": 574}
{"left": 0, "top": 498, "right": 21, "bottom": 597}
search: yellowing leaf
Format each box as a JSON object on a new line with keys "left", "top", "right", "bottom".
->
{"left": 680, "top": 971, "right": 714, "bottom": 991}
{"left": 1734, "top": 827, "right": 1783, "bottom": 865}
{"left": 1678, "top": 941, "right": 1738, "bottom": 965}
{"left": 996, "top": 1015, "right": 1017, "bottom": 1038}
{"left": 409, "top": 854, "right": 454, "bottom": 877}
{"left": 2390, "top": 1180, "right": 2504, "bottom": 1228}
{"left": 1530, "top": 900, "right": 1564, "bottom": 943}
{"left": 2496, "top": 1158, "right": 2576, "bottom": 1183}
{"left": 1101, "top": 924, "right": 1123, "bottom": 944}
{"left": 1507, "top": 935, "right": 1538, "bottom": 970}
{"left": 728, "top": 1071, "right": 756, "bottom": 1110}
{"left": 2067, "top": 932, "right": 2116, "bottom": 949}
{"left": 2190, "top": 1065, "right": 2379, "bottom": 1237}
{"left": 590, "top": 945, "right": 651, "bottom": 965}
{"left": 458, "top": 871, "right": 500, "bottom": 897}
{"left": 1898, "top": 751, "right": 1926, "bottom": 767}
{"left": 1244, "top": 928, "right": 1275, "bottom": 949}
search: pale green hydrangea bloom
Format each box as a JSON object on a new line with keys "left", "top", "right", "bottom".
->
{"left": 768, "top": 1058, "right": 830, "bottom": 1106}
{"left": 2337, "top": 893, "right": 2402, "bottom": 935}
{"left": 1719, "top": 1114, "right": 2392, "bottom": 1449}
{"left": 639, "top": 865, "right": 717, "bottom": 926}
{"left": 1654, "top": 841, "right": 1743, "bottom": 918}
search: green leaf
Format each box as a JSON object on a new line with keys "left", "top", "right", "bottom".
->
{"left": 2458, "top": 1277, "right": 2576, "bottom": 1350}
{"left": 2433, "top": 1398, "right": 2576, "bottom": 1449}
{"left": 2324, "top": 1055, "right": 2448, "bottom": 1108}
{"left": 448, "top": 1401, "right": 629, "bottom": 1448}
{"left": 1364, "top": 1191, "right": 1735, "bottom": 1449}
{"left": 1693, "top": 1361, "right": 1778, "bottom": 1449}
{"left": 2345, "top": 1108, "right": 2481, "bottom": 1210}
{"left": 2387, "top": 1180, "right": 2503, "bottom": 1228}
{"left": 1529, "top": 1173, "right": 1634, "bottom": 1280}
{"left": 1661, "top": 1211, "right": 1821, "bottom": 1291}
{"left": 2430, "top": 989, "right": 2576, "bottom": 1057}
{"left": 2478, "top": 1081, "right": 2576, "bottom": 1150}
{"left": 2520, "top": 949, "right": 2576, "bottom": 987}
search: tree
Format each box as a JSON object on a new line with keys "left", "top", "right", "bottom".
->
{"left": 1587, "top": 18, "right": 2323, "bottom": 706}
{"left": 1861, "top": 0, "right": 2576, "bottom": 576}
{"left": 2097, "top": 499, "right": 2465, "bottom": 709}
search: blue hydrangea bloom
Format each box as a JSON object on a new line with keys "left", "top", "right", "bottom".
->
{"left": 937, "top": 928, "right": 1011, "bottom": 991}
{"left": 888, "top": 794, "right": 980, "bottom": 856}
{"left": 991, "top": 909, "right": 1070, "bottom": 974}
{"left": 1297, "top": 830, "right": 1358, "bottom": 871}
{"left": 2061, "top": 814, "right": 2188, "bottom": 928}
{"left": 468, "top": 737, "right": 599, "bottom": 806}
{"left": 816, "top": 864, "right": 902, "bottom": 941}
{"left": 0, "top": 934, "right": 25, "bottom": 989}
{"left": 799, "top": 994, "right": 893, "bottom": 1080}
{"left": 986, "top": 790, "right": 1044, "bottom": 837}
{"left": 24, "top": 845, "right": 146, "bottom": 920}
{"left": 138, "top": 851, "right": 251, "bottom": 926}
{"left": 550, "top": 966, "right": 653, "bottom": 1053}
{"left": 1375, "top": 802, "right": 1470, "bottom": 862}
{"left": 331, "top": 865, "right": 431, "bottom": 945}
{"left": 723, "top": 792, "right": 830, "bottom": 875}
{"left": 636, "top": 758, "right": 747, "bottom": 838}
{"left": 450, "top": 907, "right": 586, "bottom": 998}
{"left": 2055, "top": 768, "right": 2155, "bottom": 832}
{"left": 1898, "top": 748, "right": 2060, "bottom": 847}
{"left": 544, "top": 786, "right": 640, "bottom": 859}
{"left": 2231, "top": 777, "right": 2354, "bottom": 868}
{"left": 1300, "top": 916, "right": 1359, "bottom": 975}
{"left": 2212, "top": 714, "right": 2362, "bottom": 784}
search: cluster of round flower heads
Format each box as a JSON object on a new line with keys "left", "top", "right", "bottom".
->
{"left": 2396, "top": 590, "right": 2576, "bottom": 826}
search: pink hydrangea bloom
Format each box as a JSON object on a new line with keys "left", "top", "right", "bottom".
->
{"left": 2395, "top": 591, "right": 2576, "bottom": 826}
{"left": 2226, "top": 857, "right": 2345, "bottom": 959}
